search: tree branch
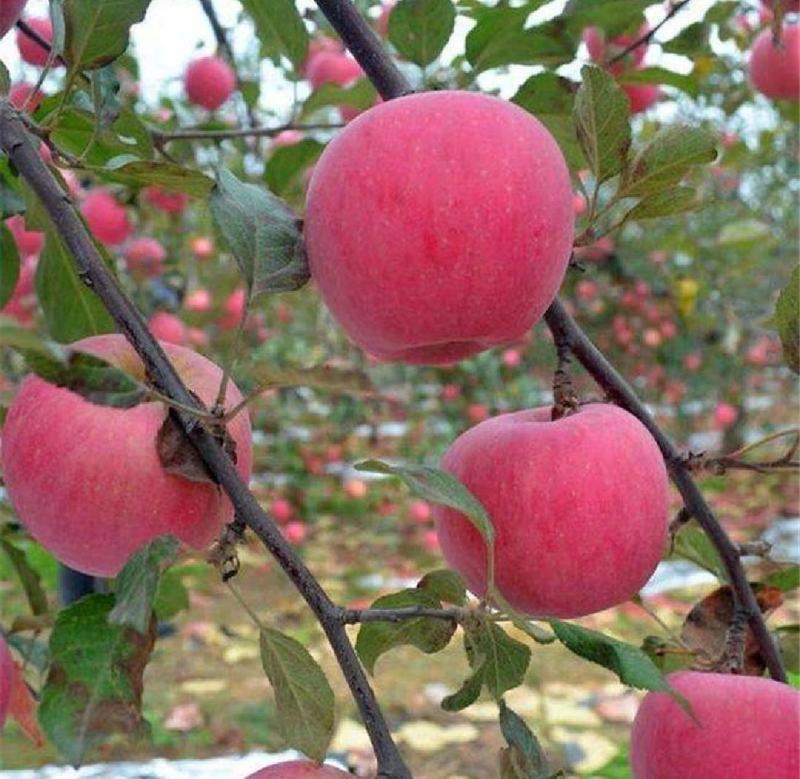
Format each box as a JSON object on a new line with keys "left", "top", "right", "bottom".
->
{"left": 314, "top": 0, "right": 413, "bottom": 100}
{"left": 0, "top": 100, "right": 411, "bottom": 779}
{"left": 151, "top": 121, "right": 344, "bottom": 144}
{"left": 340, "top": 606, "right": 464, "bottom": 624}
{"left": 608, "top": 0, "right": 693, "bottom": 66}
{"left": 543, "top": 298, "right": 786, "bottom": 682}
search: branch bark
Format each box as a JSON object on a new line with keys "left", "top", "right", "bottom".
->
{"left": 0, "top": 100, "right": 411, "bottom": 779}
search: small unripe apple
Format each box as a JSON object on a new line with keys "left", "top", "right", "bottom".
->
{"left": 8, "top": 82, "right": 43, "bottom": 112}
{"left": 185, "top": 55, "right": 236, "bottom": 111}
{"left": 623, "top": 81, "right": 662, "bottom": 114}
{"left": 81, "top": 189, "right": 131, "bottom": 247}
{"left": 16, "top": 17, "right": 55, "bottom": 67}
{"left": 305, "top": 91, "right": 574, "bottom": 365}
{"left": 246, "top": 761, "right": 351, "bottom": 779}
{"left": 185, "top": 288, "right": 213, "bottom": 313}
{"left": 0, "top": 0, "right": 26, "bottom": 40}
{"left": 1, "top": 335, "right": 252, "bottom": 577}
{"left": 749, "top": 25, "right": 799, "bottom": 101}
{"left": 5, "top": 214, "right": 43, "bottom": 256}
{"left": 124, "top": 237, "right": 167, "bottom": 277}
{"left": 0, "top": 634, "right": 13, "bottom": 727}
{"left": 630, "top": 671, "right": 800, "bottom": 778}
{"left": 149, "top": 312, "right": 188, "bottom": 345}
{"left": 143, "top": 185, "right": 190, "bottom": 215}
{"left": 433, "top": 404, "right": 668, "bottom": 617}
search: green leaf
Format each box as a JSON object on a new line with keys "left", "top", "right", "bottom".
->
{"left": 498, "top": 699, "right": 551, "bottom": 779}
{"left": 63, "top": 0, "right": 152, "bottom": 71}
{"left": 617, "top": 66, "right": 700, "bottom": 98}
{"left": 662, "top": 22, "right": 709, "bottom": 56}
{"left": 670, "top": 525, "right": 726, "bottom": 581}
{"left": 355, "top": 589, "right": 456, "bottom": 674}
{"left": 153, "top": 566, "right": 191, "bottom": 621}
{"left": 109, "top": 536, "right": 180, "bottom": 634}
{"left": 0, "top": 537, "right": 49, "bottom": 616}
{"left": 0, "top": 61, "right": 9, "bottom": 95}
{"left": 0, "top": 223, "right": 20, "bottom": 310}
{"left": 512, "top": 73, "right": 584, "bottom": 170}
{"left": 418, "top": 569, "right": 467, "bottom": 606}
{"left": 39, "top": 594, "right": 154, "bottom": 766}
{"left": 574, "top": 65, "right": 631, "bottom": 184}
{"left": 259, "top": 626, "right": 335, "bottom": 762}
{"left": 241, "top": 0, "right": 308, "bottom": 70}
{"left": 626, "top": 186, "right": 699, "bottom": 220}
{"left": 621, "top": 125, "right": 718, "bottom": 197}
{"left": 441, "top": 667, "right": 484, "bottom": 712}
{"left": 717, "top": 219, "right": 774, "bottom": 249}
{"left": 762, "top": 565, "right": 800, "bottom": 593}
{"left": 463, "top": 618, "right": 531, "bottom": 699}
{"left": 248, "top": 362, "right": 373, "bottom": 394}
{"left": 301, "top": 78, "right": 377, "bottom": 118}
{"left": 209, "top": 168, "right": 309, "bottom": 300}
{"left": 772, "top": 266, "right": 799, "bottom": 374}
{"left": 388, "top": 0, "right": 456, "bottom": 67}
{"left": 563, "top": 0, "right": 651, "bottom": 37}
{"left": 266, "top": 138, "right": 325, "bottom": 196}
{"left": 355, "top": 460, "right": 495, "bottom": 587}
{"left": 91, "top": 159, "right": 213, "bottom": 196}
{"left": 550, "top": 620, "right": 678, "bottom": 695}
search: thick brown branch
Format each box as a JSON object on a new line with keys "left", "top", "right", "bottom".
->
{"left": 543, "top": 298, "right": 786, "bottom": 682}
{"left": 0, "top": 100, "right": 410, "bottom": 779}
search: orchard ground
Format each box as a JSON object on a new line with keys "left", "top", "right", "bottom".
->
{"left": 1, "top": 347, "right": 797, "bottom": 775}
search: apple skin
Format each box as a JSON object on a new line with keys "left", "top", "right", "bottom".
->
{"left": 306, "top": 51, "right": 363, "bottom": 90}
{"left": 433, "top": 404, "right": 669, "bottom": 618}
{"left": 246, "top": 761, "right": 351, "bottom": 778}
{"left": 630, "top": 671, "right": 800, "bottom": 779}
{"left": 16, "top": 16, "right": 55, "bottom": 67}
{"left": 749, "top": 25, "right": 799, "bottom": 101}
{"left": 623, "top": 81, "right": 662, "bottom": 114}
{"left": 81, "top": 189, "right": 131, "bottom": 247}
{"left": 149, "top": 312, "right": 188, "bottom": 345}
{"left": 0, "top": 0, "right": 26, "bottom": 40}
{"left": 124, "top": 237, "right": 167, "bottom": 277}
{"left": 1, "top": 334, "right": 253, "bottom": 577}
{"left": 143, "top": 185, "right": 190, "bottom": 215}
{"left": 305, "top": 91, "right": 574, "bottom": 365}
{"left": 1, "top": 255, "right": 37, "bottom": 326}
{"left": 185, "top": 56, "right": 236, "bottom": 111}
{"left": 0, "top": 634, "right": 13, "bottom": 727}
{"left": 5, "top": 214, "right": 43, "bottom": 257}
{"left": 8, "top": 82, "right": 43, "bottom": 113}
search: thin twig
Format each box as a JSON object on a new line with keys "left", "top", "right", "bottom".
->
{"left": 151, "top": 121, "right": 344, "bottom": 144}
{"left": 340, "top": 606, "right": 464, "bottom": 624}
{"left": 0, "top": 99, "right": 411, "bottom": 779}
{"left": 608, "top": 0, "right": 693, "bottom": 66}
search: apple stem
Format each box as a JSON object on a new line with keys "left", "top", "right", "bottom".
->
{"left": 551, "top": 340, "right": 581, "bottom": 420}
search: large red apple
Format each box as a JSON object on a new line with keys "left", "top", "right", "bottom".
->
{"left": 304, "top": 91, "right": 574, "bottom": 365}
{"left": 433, "top": 404, "right": 668, "bottom": 617}
{"left": 185, "top": 56, "right": 236, "bottom": 111}
{"left": 1, "top": 334, "right": 252, "bottom": 577}
{"left": 0, "top": 0, "right": 26, "bottom": 40}
{"left": 630, "top": 671, "right": 799, "bottom": 778}
{"left": 0, "top": 634, "right": 12, "bottom": 727}
{"left": 749, "top": 25, "right": 799, "bottom": 101}
{"left": 16, "top": 16, "right": 54, "bottom": 67}
{"left": 81, "top": 189, "right": 131, "bottom": 247}
{"left": 246, "top": 761, "right": 351, "bottom": 778}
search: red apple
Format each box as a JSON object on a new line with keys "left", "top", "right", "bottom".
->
{"left": 5, "top": 214, "right": 43, "bottom": 256}
{"left": 683, "top": 352, "right": 702, "bottom": 371}
{"left": 185, "top": 288, "right": 212, "bottom": 313}
{"left": 186, "top": 327, "right": 209, "bottom": 348}
{"left": 467, "top": 403, "right": 489, "bottom": 424}
{"left": 305, "top": 91, "right": 574, "bottom": 365}
{"left": 272, "top": 130, "right": 303, "bottom": 148}
{"left": 270, "top": 498, "right": 293, "bottom": 525}
{"left": 143, "top": 185, "right": 190, "bottom": 215}
{"left": 1, "top": 255, "right": 37, "bottom": 326}
{"left": 409, "top": 500, "right": 432, "bottom": 524}
{"left": 0, "top": 634, "right": 13, "bottom": 727}
{"left": 283, "top": 521, "right": 308, "bottom": 544}
{"left": 149, "top": 312, "right": 188, "bottom": 345}
{"left": 344, "top": 479, "right": 368, "bottom": 499}
{"left": 442, "top": 384, "right": 461, "bottom": 402}
{"left": 246, "top": 761, "right": 350, "bottom": 779}
{"left": 433, "top": 404, "right": 668, "bottom": 617}
{"left": 8, "top": 82, "right": 43, "bottom": 112}
{"left": 300, "top": 36, "right": 343, "bottom": 77}
{"left": 623, "top": 80, "right": 662, "bottom": 114}
{"left": 583, "top": 23, "right": 650, "bottom": 72}
{"left": 81, "top": 189, "right": 131, "bottom": 247}
{"left": 16, "top": 16, "right": 55, "bottom": 67}
{"left": 749, "top": 25, "right": 799, "bottom": 101}
{"left": 191, "top": 236, "right": 214, "bottom": 259}
{"left": 124, "top": 237, "right": 167, "bottom": 277}
{"left": 630, "top": 671, "right": 799, "bottom": 778}
{"left": 306, "top": 51, "right": 363, "bottom": 90}
{"left": 218, "top": 288, "right": 246, "bottom": 331}
{"left": 502, "top": 348, "right": 522, "bottom": 368}
{"left": 185, "top": 55, "right": 236, "bottom": 111}
{"left": 1, "top": 334, "right": 253, "bottom": 577}
{"left": 0, "top": 0, "right": 26, "bottom": 40}
{"left": 713, "top": 401, "right": 738, "bottom": 429}
{"left": 573, "top": 192, "right": 587, "bottom": 215}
